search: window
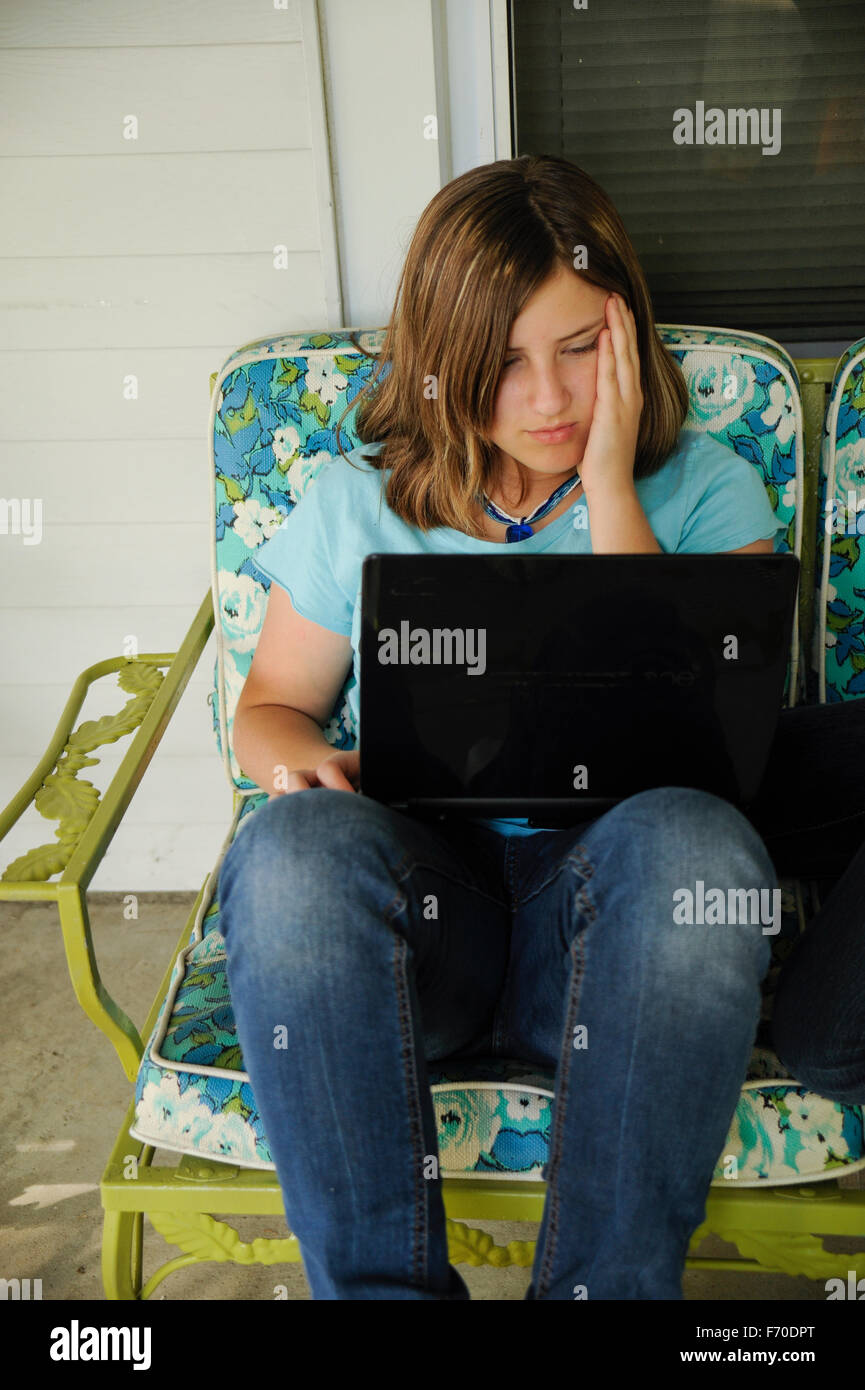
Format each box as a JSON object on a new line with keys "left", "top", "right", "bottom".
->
{"left": 511, "top": 0, "right": 865, "bottom": 349}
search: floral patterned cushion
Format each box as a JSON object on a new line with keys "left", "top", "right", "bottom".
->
{"left": 152, "top": 325, "right": 864, "bottom": 1190}
{"left": 815, "top": 335, "right": 865, "bottom": 701}
{"left": 129, "top": 794, "right": 865, "bottom": 1185}
{"left": 209, "top": 325, "right": 805, "bottom": 796}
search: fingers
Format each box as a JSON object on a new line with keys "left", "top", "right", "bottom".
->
{"left": 315, "top": 759, "right": 357, "bottom": 792}
{"left": 270, "top": 753, "right": 360, "bottom": 798}
{"left": 594, "top": 301, "right": 622, "bottom": 404}
{"left": 594, "top": 301, "right": 617, "bottom": 400}
{"left": 605, "top": 294, "right": 642, "bottom": 402}
{"left": 598, "top": 323, "right": 615, "bottom": 371}
{"left": 617, "top": 294, "right": 641, "bottom": 383}
{"left": 268, "top": 772, "right": 312, "bottom": 799}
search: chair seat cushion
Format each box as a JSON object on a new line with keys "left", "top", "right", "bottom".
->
{"left": 130, "top": 798, "right": 865, "bottom": 1187}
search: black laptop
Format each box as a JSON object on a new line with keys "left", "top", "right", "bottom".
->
{"left": 358, "top": 553, "right": 799, "bottom": 822}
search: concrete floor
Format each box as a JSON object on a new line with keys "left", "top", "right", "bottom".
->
{"left": 2, "top": 892, "right": 863, "bottom": 1302}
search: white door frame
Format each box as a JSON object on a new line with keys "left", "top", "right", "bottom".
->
{"left": 434, "top": 0, "right": 514, "bottom": 181}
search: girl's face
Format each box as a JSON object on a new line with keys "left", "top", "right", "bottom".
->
{"left": 488, "top": 263, "right": 611, "bottom": 478}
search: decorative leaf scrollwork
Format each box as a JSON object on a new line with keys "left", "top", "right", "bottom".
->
{"left": 147, "top": 1210, "right": 299, "bottom": 1266}
{"left": 2, "top": 663, "right": 165, "bottom": 883}
{"left": 691, "top": 1216, "right": 865, "bottom": 1281}
{"left": 707, "top": 1224, "right": 865, "bottom": 1281}
{"left": 446, "top": 1218, "right": 536, "bottom": 1268}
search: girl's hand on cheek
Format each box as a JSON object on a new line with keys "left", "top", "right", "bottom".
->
{"left": 578, "top": 294, "right": 644, "bottom": 499}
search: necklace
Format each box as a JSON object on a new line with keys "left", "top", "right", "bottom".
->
{"left": 481, "top": 470, "right": 582, "bottom": 542}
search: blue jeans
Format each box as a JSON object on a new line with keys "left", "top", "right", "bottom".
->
{"left": 769, "top": 837, "right": 865, "bottom": 1104}
{"left": 743, "top": 697, "right": 865, "bottom": 1102}
{"left": 218, "top": 785, "right": 774, "bottom": 1300}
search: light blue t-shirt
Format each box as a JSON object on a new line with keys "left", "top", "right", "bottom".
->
{"left": 251, "top": 429, "right": 785, "bottom": 836}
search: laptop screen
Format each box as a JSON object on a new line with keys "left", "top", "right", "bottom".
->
{"left": 359, "top": 553, "right": 799, "bottom": 814}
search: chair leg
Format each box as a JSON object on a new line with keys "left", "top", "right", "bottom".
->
{"left": 102, "top": 1210, "right": 144, "bottom": 1300}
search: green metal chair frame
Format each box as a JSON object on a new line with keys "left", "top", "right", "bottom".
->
{"left": 2, "top": 356, "right": 864, "bottom": 1300}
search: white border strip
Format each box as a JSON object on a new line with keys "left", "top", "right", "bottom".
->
{"left": 125, "top": 1108, "right": 865, "bottom": 1190}
{"left": 301, "top": 0, "right": 344, "bottom": 327}
{"left": 489, "top": 0, "right": 514, "bottom": 159}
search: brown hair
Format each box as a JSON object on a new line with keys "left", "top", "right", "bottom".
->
{"left": 333, "top": 154, "right": 688, "bottom": 537}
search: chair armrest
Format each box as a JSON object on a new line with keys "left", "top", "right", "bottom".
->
{"left": 0, "top": 590, "right": 215, "bottom": 1079}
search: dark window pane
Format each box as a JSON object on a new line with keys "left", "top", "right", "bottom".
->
{"left": 511, "top": 0, "right": 865, "bottom": 344}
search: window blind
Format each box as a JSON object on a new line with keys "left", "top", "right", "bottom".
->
{"left": 511, "top": 0, "right": 865, "bottom": 344}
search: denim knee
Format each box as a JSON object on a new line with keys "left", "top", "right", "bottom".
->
{"left": 616, "top": 786, "right": 773, "bottom": 864}
{"left": 772, "top": 999, "right": 865, "bottom": 1106}
{"left": 217, "top": 788, "right": 410, "bottom": 963}
{"left": 582, "top": 787, "right": 776, "bottom": 974}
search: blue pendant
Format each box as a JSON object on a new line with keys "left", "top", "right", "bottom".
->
{"left": 482, "top": 470, "right": 582, "bottom": 542}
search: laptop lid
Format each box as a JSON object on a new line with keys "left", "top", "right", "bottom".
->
{"left": 359, "top": 553, "right": 799, "bottom": 817}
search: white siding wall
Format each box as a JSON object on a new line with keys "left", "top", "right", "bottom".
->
{"left": 0, "top": 0, "right": 501, "bottom": 889}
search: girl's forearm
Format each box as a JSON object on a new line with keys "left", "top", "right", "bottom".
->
{"left": 585, "top": 482, "right": 661, "bottom": 554}
{"left": 234, "top": 703, "right": 335, "bottom": 795}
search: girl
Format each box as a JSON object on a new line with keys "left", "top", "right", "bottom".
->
{"left": 217, "top": 154, "right": 865, "bottom": 1300}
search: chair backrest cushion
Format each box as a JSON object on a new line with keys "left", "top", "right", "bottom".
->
{"left": 816, "top": 335, "right": 865, "bottom": 702}
{"left": 208, "top": 326, "right": 804, "bottom": 793}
